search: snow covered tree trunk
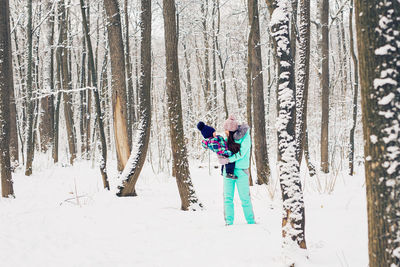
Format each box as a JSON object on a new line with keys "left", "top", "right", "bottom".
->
{"left": 163, "top": 0, "right": 202, "bottom": 211}
{"left": 270, "top": 0, "right": 307, "bottom": 255}
{"left": 80, "top": 0, "right": 110, "bottom": 190}
{"left": 0, "top": 0, "right": 14, "bottom": 197}
{"left": 117, "top": 0, "right": 152, "bottom": 197}
{"left": 295, "top": 0, "right": 311, "bottom": 165}
{"left": 248, "top": 0, "right": 271, "bottom": 185}
{"left": 354, "top": 0, "right": 400, "bottom": 265}
{"left": 25, "top": 0, "right": 34, "bottom": 176}
{"left": 59, "top": 0, "right": 77, "bottom": 166}
{"left": 320, "top": 0, "right": 329, "bottom": 173}
{"left": 39, "top": 0, "right": 55, "bottom": 153}
{"left": 103, "top": 0, "right": 130, "bottom": 171}
{"left": 348, "top": 0, "right": 359, "bottom": 176}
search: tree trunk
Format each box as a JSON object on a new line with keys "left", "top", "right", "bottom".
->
{"left": 117, "top": 0, "right": 152, "bottom": 197}
{"left": 246, "top": 16, "right": 253, "bottom": 186}
{"left": 39, "top": 0, "right": 55, "bottom": 154}
{"left": 124, "top": 0, "right": 135, "bottom": 146}
{"left": 355, "top": 0, "right": 400, "bottom": 265}
{"left": 320, "top": 0, "right": 329, "bottom": 173}
{"left": 163, "top": 0, "right": 202, "bottom": 211}
{"left": 248, "top": 0, "right": 270, "bottom": 185}
{"left": 80, "top": 0, "right": 110, "bottom": 190}
{"left": 25, "top": 0, "right": 34, "bottom": 176}
{"left": 59, "top": 0, "right": 77, "bottom": 165}
{"left": 215, "top": 0, "right": 228, "bottom": 119}
{"left": 0, "top": 0, "right": 14, "bottom": 197}
{"left": 270, "top": 0, "right": 307, "bottom": 252}
{"left": 201, "top": 1, "right": 213, "bottom": 123}
{"left": 348, "top": 0, "right": 359, "bottom": 176}
{"left": 103, "top": 0, "right": 130, "bottom": 171}
{"left": 295, "top": 0, "right": 311, "bottom": 166}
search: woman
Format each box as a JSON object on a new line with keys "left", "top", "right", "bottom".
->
{"left": 220, "top": 115, "right": 255, "bottom": 225}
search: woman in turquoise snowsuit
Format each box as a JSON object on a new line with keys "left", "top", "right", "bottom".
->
{"left": 220, "top": 115, "right": 255, "bottom": 225}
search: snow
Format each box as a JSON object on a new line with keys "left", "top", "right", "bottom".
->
{"left": 378, "top": 92, "right": 395, "bottom": 105}
{"left": 0, "top": 160, "right": 368, "bottom": 266}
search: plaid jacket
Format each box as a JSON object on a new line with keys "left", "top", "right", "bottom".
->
{"left": 201, "top": 135, "right": 233, "bottom": 157}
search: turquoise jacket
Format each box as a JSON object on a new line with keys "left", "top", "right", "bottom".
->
{"left": 228, "top": 124, "right": 251, "bottom": 169}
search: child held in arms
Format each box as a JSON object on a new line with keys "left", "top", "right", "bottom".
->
{"left": 197, "top": 122, "right": 237, "bottom": 179}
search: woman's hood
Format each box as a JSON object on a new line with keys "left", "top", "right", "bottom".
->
{"left": 233, "top": 124, "right": 250, "bottom": 140}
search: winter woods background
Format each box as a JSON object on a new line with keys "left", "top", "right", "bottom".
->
{"left": 0, "top": 0, "right": 399, "bottom": 266}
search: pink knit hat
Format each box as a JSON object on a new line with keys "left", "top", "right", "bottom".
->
{"left": 224, "top": 115, "right": 239, "bottom": 132}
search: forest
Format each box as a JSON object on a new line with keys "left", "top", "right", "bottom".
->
{"left": 0, "top": 0, "right": 399, "bottom": 266}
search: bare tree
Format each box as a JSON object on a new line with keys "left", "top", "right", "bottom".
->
{"left": 25, "top": 0, "right": 34, "bottom": 175}
{"left": 117, "top": 0, "right": 152, "bottom": 197}
{"left": 39, "top": 0, "right": 55, "bottom": 153}
{"left": 320, "top": 0, "right": 329, "bottom": 173}
{"left": 103, "top": 0, "right": 130, "bottom": 171}
{"left": 0, "top": 0, "right": 14, "bottom": 197}
{"left": 248, "top": 0, "right": 270, "bottom": 185}
{"left": 270, "top": 0, "right": 307, "bottom": 253}
{"left": 295, "top": 0, "right": 316, "bottom": 176}
{"left": 163, "top": 0, "right": 202, "bottom": 210}
{"left": 124, "top": 0, "right": 136, "bottom": 144}
{"left": 348, "top": 0, "right": 359, "bottom": 176}
{"left": 355, "top": 0, "right": 400, "bottom": 265}
{"left": 80, "top": 0, "right": 110, "bottom": 190}
{"left": 59, "top": 0, "right": 77, "bottom": 165}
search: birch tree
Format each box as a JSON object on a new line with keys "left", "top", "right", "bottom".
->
{"left": 355, "top": 0, "right": 400, "bottom": 265}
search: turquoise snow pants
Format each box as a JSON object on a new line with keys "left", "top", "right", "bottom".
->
{"left": 223, "top": 168, "right": 255, "bottom": 225}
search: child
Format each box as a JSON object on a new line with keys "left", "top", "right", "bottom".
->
{"left": 197, "top": 121, "right": 237, "bottom": 179}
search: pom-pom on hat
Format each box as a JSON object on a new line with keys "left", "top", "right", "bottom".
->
{"left": 224, "top": 115, "right": 239, "bottom": 132}
{"left": 197, "top": 121, "right": 216, "bottom": 139}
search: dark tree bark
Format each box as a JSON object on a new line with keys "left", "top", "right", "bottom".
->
{"left": 117, "top": 0, "right": 152, "bottom": 197}
{"left": 25, "top": 0, "right": 34, "bottom": 176}
{"left": 163, "top": 0, "right": 202, "bottom": 210}
{"left": 246, "top": 17, "right": 254, "bottom": 186}
{"left": 124, "top": 0, "right": 136, "bottom": 146}
{"left": 348, "top": 0, "right": 359, "bottom": 176}
{"left": 103, "top": 0, "right": 130, "bottom": 171}
{"left": 248, "top": 0, "right": 270, "bottom": 185}
{"left": 80, "top": 0, "right": 110, "bottom": 190}
{"left": 320, "top": 0, "right": 329, "bottom": 173}
{"left": 270, "top": 0, "right": 307, "bottom": 252}
{"left": 295, "top": 0, "right": 315, "bottom": 178}
{"left": 59, "top": 0, "right": 77, "bottom": 165}
{"left": 0, "top": 0, "right": 14, "bottom": 197}
{"left": 355, "top": 0, "right": 400, "bottom": 265}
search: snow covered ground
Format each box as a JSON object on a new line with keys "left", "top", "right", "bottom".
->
{"left": 0, "top": 159, "right": 367, "bottom": 266}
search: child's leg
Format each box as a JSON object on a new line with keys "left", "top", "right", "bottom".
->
{"left": 225, "top": 162, "right": 237, "bottom": 179}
